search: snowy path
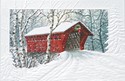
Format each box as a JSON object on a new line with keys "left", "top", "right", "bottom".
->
{"left": 1, "top": 50, "right": 125, "bottom": 81}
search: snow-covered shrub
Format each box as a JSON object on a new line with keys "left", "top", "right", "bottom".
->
{"left": 10, "top": 48, "right": 57, "bottom": 68}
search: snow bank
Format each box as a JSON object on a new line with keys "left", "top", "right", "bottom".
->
{"left": 1, "top": 50, "right": 125, "bottom": 81}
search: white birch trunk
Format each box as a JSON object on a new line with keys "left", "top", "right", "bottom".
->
{"left": 45, "top": 10, "right": 54, "bottom": 62}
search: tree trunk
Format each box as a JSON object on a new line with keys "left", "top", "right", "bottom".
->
{"left": 15, "top": 12, "right": 20, "bottom": 52}
{"left": 20, "top": 10, "right": 25, "bottom": 54}
{"left": 45, "top": 10, "right": 54, "bottom": 63}
{"left": 99, "top": 10, "right": 105, "bottom": 53}
{"left": 46, "top": 31, "right": 52, "bottom": 53}
{"left": 21, "top": 32, "right": 25, "bottom": 53}
{"left": 99, "top": 30, "right": 104, "bottom": 52}
{"left": 89, "top": 10, "right": 94, "bottom": 50}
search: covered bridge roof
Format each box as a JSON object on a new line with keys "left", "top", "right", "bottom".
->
{"left": 25, "top": 21, "right": 92, "bottom": 36}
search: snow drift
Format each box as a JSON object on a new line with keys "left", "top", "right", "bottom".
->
{"left": 1, "top": 50, "right": 125, "bottom": 81}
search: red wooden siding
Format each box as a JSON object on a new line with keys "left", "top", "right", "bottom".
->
{"left": 25, "top": 22, "right": 93, "bottom": 53}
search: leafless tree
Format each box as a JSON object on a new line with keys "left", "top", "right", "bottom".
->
{"left": 10, "top": 9, "right": 44, "bottom": 67}
{"left": 40, "top": 9, "right": 73, "bottom": 63}
{"left": 73, "top": 9, "right": 108, "bottom": 52}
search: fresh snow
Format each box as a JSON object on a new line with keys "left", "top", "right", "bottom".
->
{"left": 25, "top": 21, "right": 78, "bottom": 36}
{"left": 1, "top": 50, "right": 125, "bottom": 81}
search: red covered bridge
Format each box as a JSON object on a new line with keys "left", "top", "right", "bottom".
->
{"left": 25, "top": 21, "right": 93, "bottom": 53}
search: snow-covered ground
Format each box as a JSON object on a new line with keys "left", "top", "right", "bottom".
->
{"left": 1, "top": 50, "right": 125, "bottom": 81}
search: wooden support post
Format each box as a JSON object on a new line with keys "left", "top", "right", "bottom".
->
{"left": 80, "top": 35, "right": 88, "bottom": 50}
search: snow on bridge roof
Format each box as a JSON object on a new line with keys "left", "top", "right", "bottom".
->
{"left": 25, "top": 21, "right": 79, "bottom": 36}
{"left": 25, "top": 21, "right": 92, "bottom": 36}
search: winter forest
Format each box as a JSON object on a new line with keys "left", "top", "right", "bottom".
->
{"left": 10, "top": 9, "right": 108, "bottom": 68}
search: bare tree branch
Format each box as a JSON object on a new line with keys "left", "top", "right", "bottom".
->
{"left": 21, "top": 10, "right": 39, "bottom": 33}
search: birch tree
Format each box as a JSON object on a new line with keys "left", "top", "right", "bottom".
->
{"left": 40, "top": 9, "right": 73, "bottom": 63}
{"left": 10, "top": 9, "right": 44, "bottom": 67}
